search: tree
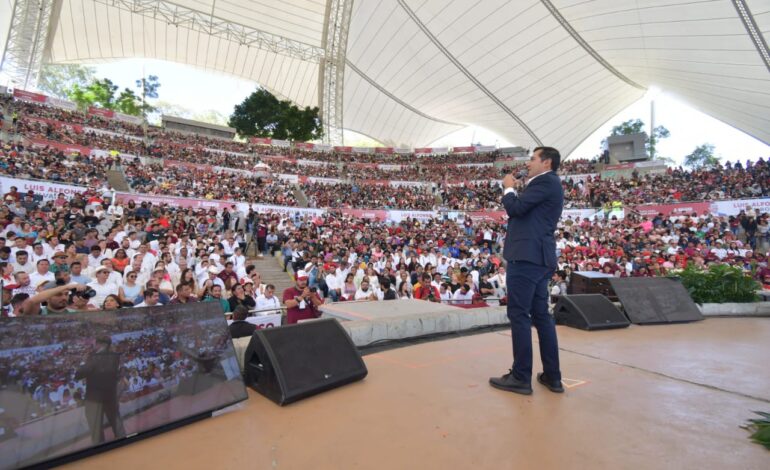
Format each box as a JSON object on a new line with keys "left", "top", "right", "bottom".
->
{"left": 114, "top": 88, "right": 143, "bottom": 116}
{"left": 229, "top": 88, "right": 322, "bottom": 141}
{"left": 684, "top": 144, "right": 720, "bottom": 169}
{"left": 607, "top": 118, "right": 670, "bottom": 159}
{"left": 37, "top": 64, "right": 95, "bottom": 99}
{"left": 67, "top": 78, "right": 118, "bottom": 110}
{"left": 135, "top": 75, "right": 160, "bottom": 116}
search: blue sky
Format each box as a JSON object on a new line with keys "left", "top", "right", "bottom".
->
{"left": 95, "top": 58, "right": 770, "bottom": 165}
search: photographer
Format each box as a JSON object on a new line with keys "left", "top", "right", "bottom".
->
{"left": 19, "top": 282, "right": 91, "bottom": 315}
{"left": 68, "top": 287, "right": 99, "bottom": 311}
{"left": 282, "top": 270, "right": 323, "bottom": 324}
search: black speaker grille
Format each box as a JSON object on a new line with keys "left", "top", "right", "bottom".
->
{"left": 264, "top": 321, "right": 364, "bottom": 393}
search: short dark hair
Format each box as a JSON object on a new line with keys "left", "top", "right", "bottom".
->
{"left": 534, "top": 146, "right": 561, "bottom": 172}
{"left": 144, "top": 287, "right": 160, "bottom": 298}
{"left": 232, "top": 305, "right": 249, "bottom": 321}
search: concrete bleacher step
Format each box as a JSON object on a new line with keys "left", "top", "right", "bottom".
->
{"left": 106, "top": 169, "right": 132, "bottom": 192}
{"left": 250, "top": 254, "right": 295, "bottom": 294}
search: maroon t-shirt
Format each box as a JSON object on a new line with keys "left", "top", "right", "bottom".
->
{"left": 282, "top": 287, "right": 322, "bottom": 324}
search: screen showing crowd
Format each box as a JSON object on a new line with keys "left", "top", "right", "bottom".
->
{"left": 0, "top": 302, "right": 247, "bottom": 469}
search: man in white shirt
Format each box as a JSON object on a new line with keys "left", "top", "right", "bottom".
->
{"left": 99, "top": 259, "right": 123, "bottom": 287}
{"left": 452, "top": 283, "right": 475, "bottom": 305}
{"left": 255, "top": 284, "right": 282, "bottom": 315}
{"left": 354, "top": 279, "right": 378, "bottom": 301}
{"left": 87, "top": 246, "right": 106, "bottom": 269}
{"left": 87, "top": 266, "right": 119, "bottom": 308}
{"left": 29, "top": 259, "right": 55, "bottom": 290}
{"left": 12, "top": 250, "right": 35, "bottom": 274}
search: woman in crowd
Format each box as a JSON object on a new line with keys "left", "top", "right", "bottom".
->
{"left": 341, "top": 273, "right": 357, "bottom": 301}
{"left": 228, "top": 283, "right": 255, "bottom": 311}
{"left": 119, "top": 271, "right": 143, "bottom": 306}
{"left": 111, "top": 248, "right": 130, "bottom": 273}
{"left": 103, "top": 294, "right": 122, "bottom": 310}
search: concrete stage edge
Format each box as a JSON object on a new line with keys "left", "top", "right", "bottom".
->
{"left": 320, "top": 299, "right": 509, "bottom": 347}
{"left": 67, "top": 318, "right": 770, "bottom": 470}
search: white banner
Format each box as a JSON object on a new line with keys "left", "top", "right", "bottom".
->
{"left": 276, "top": 174, "right": 299, "bottom": 183}
{"left": 272, "top": 139, "right": 291, "bottom": 148}
{"left": 114, "top": 112, "right": 143, "bottom": 125}
{"left": 353, "top": 147, "right": 373, "bottom": 154}
{"left": 560, "top": 173, "right": 597, "bottom": 184}
{"left": 378, "top": 164, "right": 403, "bottom": 170}
{"left": 394, "top": 148, "right": 412, "bottom": 154}
{"left": 84, "top": 127, "right": 144, "bottom": 141}
{"left": 709, "top": 198, "right": 770, "bottom": 217}
{"left": 307, "top": 177, "right": 341, "bottom": 184}
{"left": 296, "top": 159, "right": 333, "bottom": 167}
{"left": 0, "top": 176, "right": 87, "bottom": 201}
{"left": 47, "top": 97, "right": 77, "bottom": 111}
{"left": 476, "top": 145, "right": 496, "bottom": 153}
{"left": 386, "top": 210, "right": 437, "bottom": 223}
{"left": 389, "top": 180, "right": 430, "bottom": 188}
{"left": 314, "top": 144, "right": 333, "bottom": 152}
{"left": 457, "top": 163, "right": 493, "bottom": 168}
{"left": 226, "top": 314, "right": 282, "bottom": 328}
{"left": 205, "top": 148, "right": 252, "bottom": 157}
{"left": 90, "top": 149, "right": 147, "bottom": 164}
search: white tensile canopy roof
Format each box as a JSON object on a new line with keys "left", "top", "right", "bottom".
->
{"left": 2, "top": 0, "right": 769, "bottom": 153}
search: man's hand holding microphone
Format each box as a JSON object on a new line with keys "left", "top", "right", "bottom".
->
{"left": 503, "top": 170, "right": 527, "bottom": 191}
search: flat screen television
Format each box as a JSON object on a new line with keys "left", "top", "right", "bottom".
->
{"left": 0, "top": 302, "right": 248, "bottom": 469}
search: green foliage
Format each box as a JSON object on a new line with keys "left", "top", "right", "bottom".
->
{"left": 229, "top": 88, "right": 322, "bottom": 141}
{"left": 606, "top": 119, "right": 670, "bottom": 159}
{"left": 744, "top": 411, "right": 770, "bottom": 450}
{"left": 38, "top": 64, "right": 95, "bottom": 99}
{"left": 64, "top": 75, "right": 160, "bottom": 118}
{"left": 678, "top": 263, "right": 760, "bottom": 303}
{"left": 114, "top": 88, "right": 143, "bottom": 116}
{"left": 684, "top": 143, "right": 720, "bottom": 169}
{"left": 67, "top": 78, "right": 118, "bottom": 111}
{"left": 610, "top": 119, "right": 645, "bottom": 136}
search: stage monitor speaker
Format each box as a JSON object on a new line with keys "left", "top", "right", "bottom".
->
{"left": 554, "top": 294, "right": 630, "bottom": 331}
{"left": 243, "top": 318, "right": 367, "bottom": 405}
{"left": 608, "top": 277, "right": 703, "bottom": 324}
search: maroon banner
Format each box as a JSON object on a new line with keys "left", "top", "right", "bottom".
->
{"left": 27, "top": 138, "right": 91, "bottom": 155}
{"left": 361, "top": 179, "right": 390, "bottom": 186}
{"left": 294, "top": 142, "right": 314, "bottom": 150}
{"left": 451, "top": 146, "right": 475, "bottom": 154}
{"left": 250, "top": 137, "right": 272, "bottom": 145}
{"left": 334, "top": 146, "right": 353, "bottom": 153}
{"left": 88, "top": 106, "right": 115, "bottom": 119}
{"left": 631, "top": 202, "right": 711, "bottom": 218}
{"left": 375, "top": 147, "right": 394, "bottom": 154}
{"left": 414, "top": 147, "right": 433, "bottom": 154}
{"left": 13, "top": 89, "right": 47, "bottom": 103}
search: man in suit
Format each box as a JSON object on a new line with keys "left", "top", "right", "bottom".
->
{"left": 76, "top": 336, "right": 126, "bottom": 443}
{"left": 229, "top": 305, "right": 257, "bottom": 339}
{"left": 490, "top": 147, "right": 564, "bottom": 395}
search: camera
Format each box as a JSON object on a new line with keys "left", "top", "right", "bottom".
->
{"left": 71, "top": 287, "right": 97, "bottom": 299}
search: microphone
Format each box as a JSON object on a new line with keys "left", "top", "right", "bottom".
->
{"left": 515, "top": 169, "right": 528, "bottom": 180}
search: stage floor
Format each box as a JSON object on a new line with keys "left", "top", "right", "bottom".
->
{"left": 67, "top": 318, "right": 769, "bottom": 469}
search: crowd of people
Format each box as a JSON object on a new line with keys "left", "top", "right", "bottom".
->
{"left": 0, "top": 94, "right": 768, "bottom": 327}
{"left": 122, "top": 161, "right": 297, "bottom": 205}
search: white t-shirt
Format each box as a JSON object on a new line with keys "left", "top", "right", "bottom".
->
{"left": 255, "top": 294, "right": 281, "bottom": 315}
{"left": 87, "top": 281, "right": 119, "bottom": 308}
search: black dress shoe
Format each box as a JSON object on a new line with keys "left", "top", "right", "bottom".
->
{"left": 536, "top": 372, "right": 564, "bottom": 393}
{"left": 489, "top": 370, "right": 532, "bottom": 395}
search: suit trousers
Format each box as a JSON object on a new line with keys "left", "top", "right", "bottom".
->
{"left": 84, "top": 399, "right": 126, "bottom": 444}
{"left": 506, "top": 260, "right": 561, "bottom": 383}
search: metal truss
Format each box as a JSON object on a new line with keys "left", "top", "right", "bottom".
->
{"left": 0, "top": 0, "right": 55, "bottom": 89}
{"left": 732, "top": 0, "right": 770, "bottom": 73}
{"left": 319, "top": 0, "right": 353, "bottom": 145}
{"left": 93, "top": 0, "right": 325, "bottom": 63}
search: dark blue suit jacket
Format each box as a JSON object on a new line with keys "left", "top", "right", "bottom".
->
{"left": 502, "top": 171, "right": 563, "bottom": 269}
